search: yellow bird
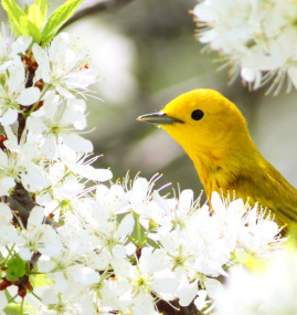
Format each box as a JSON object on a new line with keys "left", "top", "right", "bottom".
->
{"left": 137, "top": 89, "right": 297, "bottom": 226}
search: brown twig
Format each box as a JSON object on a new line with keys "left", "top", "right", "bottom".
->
{"left": 63, "top": 0, "right": 135, "bottom": 29}
{"left": 157, "top": 299, "right": 203, "bottom": 315}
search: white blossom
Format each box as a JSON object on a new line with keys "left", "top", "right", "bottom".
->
{"left": 0, "top": 127, "right": 50, "bottom": 196}
{"left": 27, "top": 93, "right": 93, "bottom": 156}
{"left": 0, "top": 20, "right": 284, "bottom": 315}
{"left": 215, "top": 248, "right": 297, "bottom": 315}
{"left": 193, "top": 0, "right": 297, "bottom": 94}
{"left": 0, "top": 24, "right": 31, "bottom": 73}
{"left": 17, "top": 206, "right": 63, "bottom": 260}
{"left": 0, "top": 58, "right": 40, "bottom": 125}
{"left": 33, "top": 33, "right": 96, "bottom": 98}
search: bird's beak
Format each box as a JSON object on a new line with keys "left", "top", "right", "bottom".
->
{"left": 137, "top": 112, "right": 184, "bottom": 125}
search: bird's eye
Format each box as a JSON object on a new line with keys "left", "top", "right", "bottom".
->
{"left": 191, "top": 109, "right": 204, "bottom": 121}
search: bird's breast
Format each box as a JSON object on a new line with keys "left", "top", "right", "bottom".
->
{"left": 193, "top": 156, "right": 251, "bottom": 203}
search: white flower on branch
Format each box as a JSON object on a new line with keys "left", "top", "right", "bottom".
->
{"left": 33, "top": 33, "right": 97, "bottom": 98}
{"left": 214, "top": 248, "right": 297, "bottom": 315}
{"left": 0, "top": 24, "right": 31, "bottom": 73}
{"left": 0, "top": 20, "right": 284, "bottom": 315}
{"left": 0, "top": 127, "right": 50, "bottom": 196}
{"left": 0, "top": 202, "right": 19, "bottom": 246}
{"left": 0, "top": 58, "right": 40, "bottom": 125}
{"left": 17, "top": 206, "right": 63, "bottom": 260}
{"left": 193, "top": 0, "right": 297, "bottom": 94}
{"left": 27, "top": 93, "right": 93, "bottom": 156}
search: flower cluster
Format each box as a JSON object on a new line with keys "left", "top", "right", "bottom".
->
{"left": 0, "top": 24, "right": 282, "bottom": 315}
{"left": 193, "top": 0, "right": 297, "bottom": 94}
{"left": 214, "top": 247, "right": 297, "bottom": 315}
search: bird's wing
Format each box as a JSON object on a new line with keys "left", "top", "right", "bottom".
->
{"left": 235, "top": 161, "right": 297, "bottom": 225}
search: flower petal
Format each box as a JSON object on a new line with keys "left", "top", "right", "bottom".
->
{"left": 17, "top": 87, "right": 40, "bottom": 106}
{"left": 0, "top": 109, "right": 18, "bottom": 125}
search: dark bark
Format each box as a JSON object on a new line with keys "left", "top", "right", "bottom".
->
{"left": 157, "top": 299, "right": 203, "bottom": 315}
{"left": 63, "top": 0, "right": 134, "bottom": 29}
{"left": 9, "top": 183, "right": 35, "bottom": 228}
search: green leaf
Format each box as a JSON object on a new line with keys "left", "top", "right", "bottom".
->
{"left": 5, "top": 304, "right": 23, "bottom": 315}
{"left": 1, "top": 0, "right": 43, "bottom": 41}
{"left": 4, "top": 304, "right": 22, "bottom": 315}
{"left": 27, "top": 0, "right": 48, "bottom": 29}
{"left": 5, "top": 303, "right": 36, "bottom": 315}
{"left": 1, "top": 0, "right": 27, "bottom": 35}
{"left": 29, "top": 273, "right": 54, "bottom": 287}
{"left": 6, "top": 255, "right": 27, "bottom": 282}
{"left": 130, "top": 213, "right": 148, "bottom": 248}
{"left": 26, "top": 19, "right": 42, "bottom": 42}
{"left": 41, "top": 0, "right": 83, "bottom": 45}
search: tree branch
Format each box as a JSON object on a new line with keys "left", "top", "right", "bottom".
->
{"left": 63, "top": 0, "right": 134, "bottom": 29}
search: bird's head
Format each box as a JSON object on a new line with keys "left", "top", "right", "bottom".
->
{"left": 137, "top": 89, "right": 250, "bottom": 159}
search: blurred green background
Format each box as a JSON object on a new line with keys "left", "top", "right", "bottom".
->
{"left": 2, "top": 0, "right": 297, "bottom": 195}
